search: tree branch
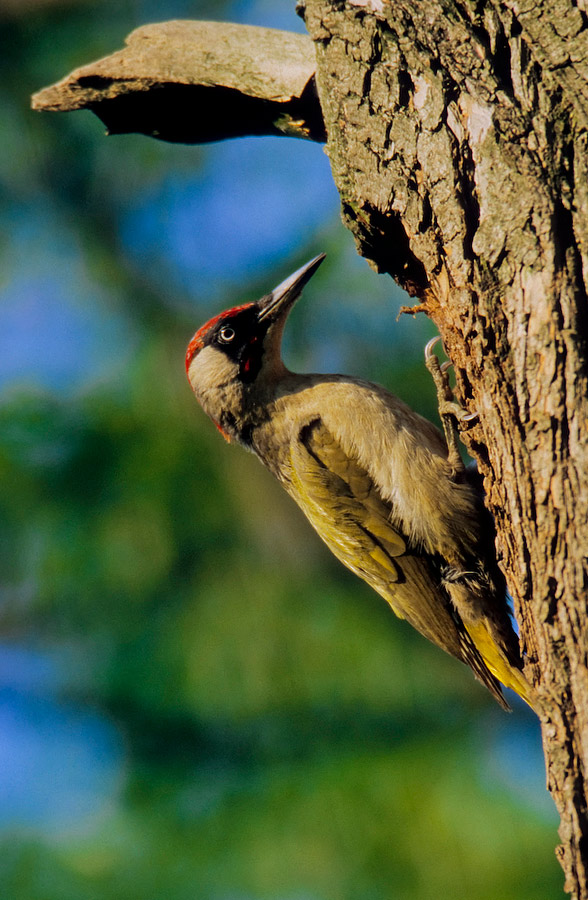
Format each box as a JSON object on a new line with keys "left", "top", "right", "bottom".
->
{"left": 31, "top": 20, "right": 325, "bottom": 143}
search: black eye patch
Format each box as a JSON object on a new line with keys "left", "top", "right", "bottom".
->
{"left": 240, "top": 333, "right": 264, "bottom": 382}
{"left": 204, "top": 306, "right": 269, "bottom": 382}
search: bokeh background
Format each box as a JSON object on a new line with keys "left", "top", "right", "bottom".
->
{"left": 0, "top": 0, "right": 563, "bottom": 898}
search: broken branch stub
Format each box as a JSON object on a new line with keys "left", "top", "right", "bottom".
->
{"left": 31, "top": 20, "right": 325, "bottom": 143}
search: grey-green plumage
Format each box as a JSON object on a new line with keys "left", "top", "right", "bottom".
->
{"left": 186, "top": 254, "right": 535, "bottom": 710}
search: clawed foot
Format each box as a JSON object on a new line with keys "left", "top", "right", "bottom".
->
{"left": 424, "top": 337, "right": 477, "bottom": 474}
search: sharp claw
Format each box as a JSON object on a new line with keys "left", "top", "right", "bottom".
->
{"left": 424, "top": 335, "right": 442, "bottom": 361}
{"left": 461, "top": 411, "right": 479, "bottom": 423}
{"left": 440, "top": 360, "right": 453, "bottom": 374}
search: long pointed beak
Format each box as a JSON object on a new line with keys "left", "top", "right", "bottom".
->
{"left": 258, "top": 253, "right": 326, "bottom": 322}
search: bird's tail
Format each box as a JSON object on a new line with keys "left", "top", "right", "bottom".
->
{"left": 464, "top": 618, "right": 537, "bottom": 711}
{"left": 444, "top": 572, "right": 538, "bottom": 712}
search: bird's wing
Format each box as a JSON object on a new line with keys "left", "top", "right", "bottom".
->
{"left": 290, "top": 417, "right": 407, "bottom": 582}
{"left": 288, "top": 417, "right": 510, "bottom": 709}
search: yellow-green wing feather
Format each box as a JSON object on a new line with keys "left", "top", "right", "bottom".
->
{"left": 287, "top": 418, "right": 510, "bottom": 709}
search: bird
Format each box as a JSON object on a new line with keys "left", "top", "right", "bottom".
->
{"left": 185, "top": 253, "right": 534, "bottom": 711}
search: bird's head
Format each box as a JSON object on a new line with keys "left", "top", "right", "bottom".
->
{"left": 186, "top": 253, "right": 325, "bottom": 441}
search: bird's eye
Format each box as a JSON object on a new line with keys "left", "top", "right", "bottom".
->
{"left": 218, "top": 325, "right": 236, "bottom": 344}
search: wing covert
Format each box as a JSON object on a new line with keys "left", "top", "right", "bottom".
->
{"left": 291, "top": 418, "right": 407, "bottom": 580}
{"left": 286, "top": 418, "right": 509, "bottom": 709}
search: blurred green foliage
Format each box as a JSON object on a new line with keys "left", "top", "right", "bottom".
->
{"left": 0, "top": 1, "right": 562, "bottom": 898}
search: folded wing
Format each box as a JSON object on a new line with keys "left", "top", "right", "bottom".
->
{"left": 288, "top": 417, "right": 510, "bottom": 709}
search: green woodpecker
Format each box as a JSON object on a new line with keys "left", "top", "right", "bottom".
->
{"left": 185, "top": 254, "right": 534, "bottom": 710}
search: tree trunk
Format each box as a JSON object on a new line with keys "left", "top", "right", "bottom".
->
{"left": 300, "top": 0, "right": 588, "bottom": 894}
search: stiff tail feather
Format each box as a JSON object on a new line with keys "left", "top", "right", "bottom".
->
{"left": 465, "top": 620, "right": 537, "bottom": 712}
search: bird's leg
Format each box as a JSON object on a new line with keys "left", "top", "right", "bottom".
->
{"left": 424, "top": 337, "right": 477, "bottom": 476}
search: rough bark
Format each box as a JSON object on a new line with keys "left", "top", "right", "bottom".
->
{"left": 32, "top": 5, "right": 588, "bottom": 895}
{"left": 299, "top": 1, "right": 588, "bottom": 895}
